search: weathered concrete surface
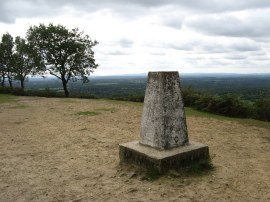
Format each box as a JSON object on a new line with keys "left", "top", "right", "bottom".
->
{"left": 140, "top": 71, "right": 188, "bottom": 150}
{"left": 119, "top": 141, "right": 209, "bottom": 173}
{"left": 119, "top": 71, "right": 209, "bottom": 172}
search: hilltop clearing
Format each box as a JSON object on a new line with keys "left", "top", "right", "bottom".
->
{"left": 0, "top": 95, "right": 269, "bottom": 201}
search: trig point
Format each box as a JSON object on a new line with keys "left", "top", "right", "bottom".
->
{"left": 140, "top": 71, "right": 189, "bottom": 149}
{"left": 119, "top": 71, "right": 209, "bottom": 173}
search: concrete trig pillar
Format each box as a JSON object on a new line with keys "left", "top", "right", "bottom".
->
{"left": 140, "top": 71, "right": 189, "bottom": 149}
{"left": 119, "top": 71, "right": 209, "bottom": 173}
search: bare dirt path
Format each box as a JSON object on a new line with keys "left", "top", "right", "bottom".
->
{"left": 0, "top": 96, "right": 269, "bottom": 202}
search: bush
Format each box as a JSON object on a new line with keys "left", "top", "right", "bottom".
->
{"left": 213, "top": 95, "right": 250, "bottom": 118}
{"left": 254, "top": 99, "right": 270, "bottom": 121}
{"left": 0, "top": 87, "right": 25, "bottom": 95}
{"left": 182, "top": 87, "right": 269, "bottom": 121}
{"left": 110, "top": 93, "right": 144, "bottom": 103}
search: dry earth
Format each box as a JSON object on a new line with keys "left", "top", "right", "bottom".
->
{"left": 0, "top": 96, "right": 269, "bottom": 202}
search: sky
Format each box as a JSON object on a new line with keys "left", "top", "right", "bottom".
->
{"left": 0, "top": 0, "right": 270, "bottom": 76}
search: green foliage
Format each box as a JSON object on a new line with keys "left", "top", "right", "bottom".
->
{"left": 12, "top": 36, "right": 43, "bottom": 89}
{"left": 185, "top": 156, "right": 215, "bottom": 175}
{"left": 179, "top": 156, "right": 215, "bottom": 175}
{"left": 182, "top": 88, "right": 270, "bottom": 121}
{"left": 110, "top": 93, "right": 144, "bottom": 102}
{"left": 0, "top": 33, "right": 14, "bottom": 87}
{"left": 141, "top": 166, "right": 160, "bottom": 181}
{"left": 0, "top": 87, "right": 24, "bottom": 95}
{"left": 96, "top": 107, "right": 117, "bottom": 113}
{"left": 26, "top": 23, "right": 98, "bottom": 97}
{"left": 254, "top": 98, "right": 270, "bottom": 121}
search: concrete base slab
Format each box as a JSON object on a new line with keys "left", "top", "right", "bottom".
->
{"left": 119, "top": 141, "right": 209, "bottom": 173}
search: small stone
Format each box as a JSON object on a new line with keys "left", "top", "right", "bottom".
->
{"left": 128, "top": 172, "right": 137, "bottom": 179}
{"left": 127, "top": 188, "right": 138, "bottom": 193}
{"left": 119, "top": 173, "right": 126, "bottom": 177}
{"left": 168, "top": 170, "right": 180, "bottom": 178}
{"left": 177, "top": 184, "right": 183, "bottom": 187}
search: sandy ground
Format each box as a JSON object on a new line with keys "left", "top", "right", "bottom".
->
{"left": 0, "top": 96, "right": 269, "bottom": 202}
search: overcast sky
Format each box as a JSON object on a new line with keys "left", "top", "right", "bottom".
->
{"left": 1, "top": 0, "right": 270, "bottom": 75}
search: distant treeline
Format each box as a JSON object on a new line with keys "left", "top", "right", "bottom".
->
{"left": 182, "top": 87, "right": 270, "bottom": 121}
{"left": 107, "top": 88, "right": 270, "bottom": 121}
{"left": 110, "top": 88, "right": 270, "bottom": 122}
{"left": 1, "top": 84, "right": 270, "bottom": 122}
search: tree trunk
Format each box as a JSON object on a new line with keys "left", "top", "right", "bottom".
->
{"left": 62, "top": 79, "right": 69, "bottom": 97}
{"left": 1, "top": 76, "right": 5, "bottom": 87}
{"left": 8, "top": 76, "right": 12, "bottom": 87}
{"left": 20, "top": 79, "right": 24, "bottom": 90}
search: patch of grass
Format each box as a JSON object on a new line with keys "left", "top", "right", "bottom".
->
{"left": 76, "top": 111, "right": 101, "bottom": 116}
{"left": 181, "top": 155, "right": 215, "bottom": 175}
{"left": 96, "top": 107, "right": 117, "bottom": 113}
{"left": 186, "top": 107, "right": 231, "bottom": 119}
{"left": 185, "top": 107, "right": 270, "bottom": 129}
{"left": 102, "top": 99, "right": 143, "bottom": 107}
{"left": 141, "top": 166, "right": 160, "bottom": 181}
{"left": 0, "top": 94, "right": 16, "bottom": 104}
{"left": 59, "top": 98, "right": 77, "bottom": 103}
{"left": 9, "top": 104, "right": 28, "bottom": 109}
{"left": 0, "top": 94, "right": 27, "bottom": 109}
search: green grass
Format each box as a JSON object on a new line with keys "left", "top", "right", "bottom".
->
{"left": 0, "top": 94, "right": 16, "bottom": 104}
{"left": 76, "top": 107, "right": 117, "bottom": 116}
{"left": 76, "top": 111, "right": 101, "bottom": 116}
{"left": 59, "top": 98, "right": 78, "bottom": 103}
{"left": 141, "top": 166, "right": 161, "bottom": 181}
{"left": 185, "top": 155, "right": 215, "bottom": 175}
{"left": 185, "top": 107, "right": 270, "bottom": 129}
{"left": 95, "top": 107, "right": 117, "bottom": 113}
{"left": 0, "top": 94, "right": 28, "bottom": 108}
{"left": 102, "top": 99, "right": 143, "bottom": 107}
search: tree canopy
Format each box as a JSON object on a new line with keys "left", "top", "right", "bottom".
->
{"left": 12, "top": 36, "right": 43, "bottom": 89}
{"left": 26, "top": 23, "right": 98, "bottom": 97}
{"left": 0, "top": 33, "right": 14, "bottom": 87}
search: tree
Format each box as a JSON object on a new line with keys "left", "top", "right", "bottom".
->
{"left": 0, "top": 33, "right": 14, "bottom": 87}
{"left": 12, "top": 36, "right": 43, "bottom": 90}
{"left": 254, "top": 98, "right": 270, "bottom": 121}
{"left": 26, "top": 23, "right": 98, "bottom": 97}
{"left": 0, "top": 44, "right": 4, "bottom": 87}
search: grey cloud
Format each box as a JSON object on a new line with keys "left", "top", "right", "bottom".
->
{"left": 169, "top": 43, "right": 194, "bottom": 51}
{"left": 202, "top": 41, "right": 261, "bottom": 53}
{"left": 0, "top": 2, "right": 16, "bottom": 23}
{"left": 167, "top": 37, "right": 261, "bottom": 53}
{"left": 159, "top": 14, "right": 183, "bottom": 29}
{"left": 107, "top": 49, "right": 130, "bottom": 55}
{"left": 97, "top": 0, "right": 270, "bottom": 12}
{"left": 225, "top": 54, "right": 247, "bottom": 60}
{"left": 118, "top": 38, "right": 133, "bottom": 48}
{"left": 165, "top": 40, "right": 200, "bottom": 51}
{"left": 2, "top": 0, "right": 270, "bottom": 24}
{"left": 0, "top": 0, "right": 62, "bottom": 23}
{"left": 150, "top": 52, "right": 166, "bottom": 56}
{"left": 186, "top": 11, "right": 270, "bottom": 38}
{"left": 229, "top": 42, "right": 260, "bottom": 52}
